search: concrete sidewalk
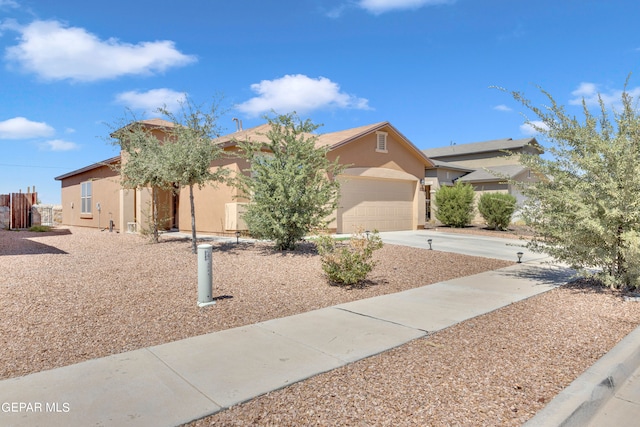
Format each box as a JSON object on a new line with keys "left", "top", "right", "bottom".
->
{"left": 0, "top": 259, "right": 572, "bottom": 427}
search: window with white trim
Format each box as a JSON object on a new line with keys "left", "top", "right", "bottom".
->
{"left": 376, "top": 131, "right": 388, "bottom": 153}
{"left": 81, "top": 181, "right": 92, "bottom": 214}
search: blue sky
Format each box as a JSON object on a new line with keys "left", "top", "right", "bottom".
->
{"left": 1, "top": 0, "right": 638, "bottom": 204}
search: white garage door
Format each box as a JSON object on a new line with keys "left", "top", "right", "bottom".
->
{"left": 338, "top": 177, "right": 415, "bottom": 233}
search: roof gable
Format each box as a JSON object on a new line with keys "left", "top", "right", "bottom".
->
{"left": 216, "top": 121, "right": 433, "bottom": 166}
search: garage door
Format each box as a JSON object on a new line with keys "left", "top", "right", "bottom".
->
{"left": 338, "top": 177, "right": 415, "bottom": 233}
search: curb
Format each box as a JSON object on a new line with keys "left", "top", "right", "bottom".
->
{"left": 523, "top": 323, "right": 640, "bottom": 427}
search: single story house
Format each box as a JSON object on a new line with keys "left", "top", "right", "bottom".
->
{"left": 55, "top": 120, "right": 434, "bottom": 235}
{"left": 422, "top": 137, "right": 543, "bottom": 221}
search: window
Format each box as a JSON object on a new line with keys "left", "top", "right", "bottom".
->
{"left": 376, "top": 131, "right": 388, "bottom": 153}
{"left": 81, "top": 181, "right": 92, "bottom": 215}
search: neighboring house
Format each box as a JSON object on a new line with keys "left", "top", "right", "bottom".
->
{"left": 55, "top": 120, "right": 433, "bottom": 235}
{"left": 422, "top": 137, "right": 543, "bottom": 222}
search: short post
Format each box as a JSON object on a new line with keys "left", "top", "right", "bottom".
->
{"left": 427, "top": 238, "right": 433, "bottom": 250}
{"left": 197, "top": 244, "right": 216, "bottom": 307}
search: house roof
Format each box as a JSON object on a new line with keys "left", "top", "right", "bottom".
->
{"left": 427, "top": 159, "right": 475, "bottom": 172}
{"left": 456, "top": 164, "right": 526, "bottom": 183}
{"left": 315, "top": 121, "right": 388, "bottom": 148}
{"left": 55, "top": 156, "right": 120, "bottom": 181}
{"left": 58, "top": 121, "right": 433, "bottom": 181}
{"left": 138, "top": 118, "right": 175, "bottom": 128}
{"left": 216, "top": 121, "right": 433, "bottom": 166}
{"left": 214, "top": 123, "right": 274, "bottom": 147}
{"left": 422, "top": 137, "right": 541, "bottom": 159}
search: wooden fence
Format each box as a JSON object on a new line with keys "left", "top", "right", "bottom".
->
{"left": 0, "top": 190, "right": 38, "bottom": 229}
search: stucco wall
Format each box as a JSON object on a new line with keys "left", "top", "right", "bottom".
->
{"left": 59, "top": 165, "right": 120, "bottom": 229}
{"left": 328, "top": 129, "right": 426, "bottom": 179}
{"left": 176, "top": 151, "right": 247, "bottom": 234}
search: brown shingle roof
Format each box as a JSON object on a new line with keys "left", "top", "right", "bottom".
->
{"left": 215, "top": 121, "right": 432, "bottom": 166}
{"left": 138, "top": 118, "right": 175, "bottom": 128}
{"left": 457, "top": 164, "right": 526, "bottom": 183}
{"left": 55, "top": 156, "right": 120, "bottom": 181}
{"left": 422, "top": 137, "right": 540, "bottom": 159}
{"left": 427, "top": 159, "right": 475, "bottom": 172}
{"left": 314, "top": 122, "right": 388, "bottom": 148}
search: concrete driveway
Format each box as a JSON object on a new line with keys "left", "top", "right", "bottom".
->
{"left": 377, "top": 230, "right": 548, "bottom": 263}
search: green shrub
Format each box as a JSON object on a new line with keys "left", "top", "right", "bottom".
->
{"left": 316, "top": 229, "right": 383, "bottom": 286}
{"left": 477, "top": 192, "right": 517, "bottom": 230}
{"left": 434, "top": 181, "right": 475, "bottom": 227}
{"left": 28, "top": 225, "right": 51, "bottom": 232}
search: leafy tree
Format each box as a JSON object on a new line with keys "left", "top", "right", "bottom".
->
{"left": 110, "top": 98, "right": 228, "bottom": 251}
{"left": 434, "top": 181, "right": 475, "bottom": 227}
{"left": 478, "top": 192, "right": 517, "bottom": 230}
{"left": 110, "top": 115, "right": 171, "bottom": 243}
{"left": 158, "top": 97, "right": 228, "bottom": 253}
{"left": 507, "top": 83, "right": 640, "bottom": 289}
{"left": 236, "top": 113, "right": 344, "bottom": 250}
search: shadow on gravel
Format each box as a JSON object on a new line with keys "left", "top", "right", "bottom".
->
{"left": 251, "top": 241, "right": 319, "bottom": 258}
{"left": 212, "top": 241, "right": 259, "bottom": 255}
{"left": 0, "top": 228, "right": 71, "bottom": 256}
{"left": 500, "top": 264, "right": 576, "bottom": 286}
{"left": 328, "top": 278, "right": 390, "bottom": 290}
{"left": 563, "top": 278, "right": 611, "bottom": 294}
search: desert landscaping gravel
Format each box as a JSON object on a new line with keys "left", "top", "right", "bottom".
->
{"left": 2, "top": 226, "right": 640, "bottom": 426}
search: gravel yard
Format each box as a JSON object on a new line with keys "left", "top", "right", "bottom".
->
{"left": 2, "top": 226, "right": 640, "bottom": 426}
{"left": 0, "top": 226, "right": 510, "bottom": 380}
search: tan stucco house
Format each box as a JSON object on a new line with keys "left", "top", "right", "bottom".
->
{"left": 422, "top": 137, "right": 543, "bottom": 221}
{"left": 55, "top": 120, "right": 434, "bottom": 235}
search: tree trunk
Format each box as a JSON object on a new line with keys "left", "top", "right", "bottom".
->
{"left": 152, "top": 187, "right": 159, "bottom": 243}
{"left": 190, "top": 184, "right": 197, "bottom": 254}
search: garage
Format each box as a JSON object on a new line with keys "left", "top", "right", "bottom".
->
{"left": 337, "top": 175, "right": 416, "bottom": 233}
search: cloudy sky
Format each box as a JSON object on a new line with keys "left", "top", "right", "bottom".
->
{"left": 0, "top": 0, "right": 638, "bottom": 203}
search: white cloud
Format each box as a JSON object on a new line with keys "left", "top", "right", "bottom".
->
{"left": 493, "top": 104, "right": 512, "bottom": 112}
{"left": 4, "top": 20, "right": 196, "bottom": 82}
{"left": 326, "top": 5, "right": 347, "bottom": 18}
{"left": 520, "top": 120, "right": 549, "bottom": 136}
{"left": 358, "top": 0, "right": 455, "bottom": 14}
{"left": 236, "top": 74, "right": 371, "bottom": 117}
{"left": 0, "top": 0, "right": 19, "bottom": 8}
{"left": 41, "top": 139, "right": 79, "bottom": 151}
{"left": 115, "top": 88, "right": 187, "bottom": 112}
{"left": 0, "top": 117, "right": 54, "bottom": 139}
{"left": 569, "top": 82, "right": 640, "bottom": 109}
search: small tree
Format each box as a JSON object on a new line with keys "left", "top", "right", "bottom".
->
{"left": 434, "top": 181, "right": 475, "bottom": 227}
{"left": 158, "top": 97, "right": 228, "bottom": 254}
{"left": 237, "top": 113, "right": 344, "bottom": 250}
{"left": 478, "top": 192, "right": 517, "bottom": 230}
{"left": 506, "top": 81, "right": 640, "bottom": 289}
{"left": 110, "top": 115, "right": 171, "bottom": 243}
